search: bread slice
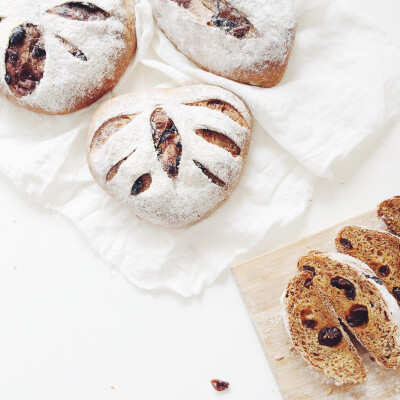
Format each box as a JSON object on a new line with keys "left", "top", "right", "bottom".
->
{"left": 336, "top": 226, "right": 400, "bottom": 305}
{"left": 298, "top": 251, "right": 400, "bottom": 369}
{"left": 282, "top": 271, "right": 366, "bottom": 385}
{"left": 378, "top": 196, "right": 400, "bottom": 236}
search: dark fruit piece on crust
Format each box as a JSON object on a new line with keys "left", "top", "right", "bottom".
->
{"left": 5, "top": 24, "right": 45, "bottom": 97}
{"left": 151, "top": 108, "right": 182, "bottom": 179}
{"left": 47, "top": 2, "right": 110, "bottom": 21}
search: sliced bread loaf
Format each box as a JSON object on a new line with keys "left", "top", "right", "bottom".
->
{"left": 297, "top": 251, "right": 400, "bottom": 369}
{"left": 282, "top": 271, "right": 366, "bottom": 385}
{"left": 378, "top": 196, "right": 400, "bottom": 236}
{"left": 336, "top": 226, "right": 400, "bottom": 305}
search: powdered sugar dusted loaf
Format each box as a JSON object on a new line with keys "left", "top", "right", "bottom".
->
{"left": 0, "top": 0, "right": 136, "bottom": 114}
{"left": 87, "top": 84, "right": 252, "bottom": 228}
{"left": 149, "top": 0, "right": 296, "bottom": 87}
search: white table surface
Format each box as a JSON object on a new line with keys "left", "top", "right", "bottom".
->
{"left": 1, "top": 1, "right": 399, "bottom": 399}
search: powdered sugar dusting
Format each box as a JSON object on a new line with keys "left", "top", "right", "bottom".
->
{"left": 326, "top": 251, "right": 376, "bottom": 276}
{"left": 0, "top": 0, "right": 136, "bottom": 114}
{"left": 87, "top": 84, "right": 252, "bottom": 228}
{"left": 149, "top": 0, "right": 296, "bottom": 76}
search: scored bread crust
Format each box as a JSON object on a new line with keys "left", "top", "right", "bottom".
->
{"left": 298, "top": 251, "right": 400, "bottom": 369}
{"left": 378, "top": 196, "right": 400, "bottom": 236}
{"left": 282, "top": 271, "right": 366, "bottom": 385}
{"left": 0, "top": 0, "right": 136, "bottom": 114}
{"left": 336, "top": 226, "right": 400, "bottom": 305}
{"left": 86, "top": 84, "right": 252, "bottom": 228}
{"left": 149, "top": 0, "right": 296, "bottom": 88}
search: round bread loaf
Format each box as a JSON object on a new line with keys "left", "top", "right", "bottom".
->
{"left": 86, "top": 84, "right": 252, "bottom": 228}
{"left": 0, "top": 0, "right": 136, "bottom": 114}
{"left": 149, "top": 0, "right": 296, "bottom": 87}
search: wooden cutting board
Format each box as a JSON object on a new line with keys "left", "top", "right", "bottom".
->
{"left": 232, "top": 210, "right": 400, "bottom": 400}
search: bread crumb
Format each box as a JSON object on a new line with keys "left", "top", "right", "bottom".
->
{"left": 274, "top": 355, "right": 284, "bottom": 361}
{"left": 324, "top": 387, "right": 332, "bottom": 396}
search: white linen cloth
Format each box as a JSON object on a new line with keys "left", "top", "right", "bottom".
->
{"left": 0, "top": 0, "right": 399, "bottom": 296}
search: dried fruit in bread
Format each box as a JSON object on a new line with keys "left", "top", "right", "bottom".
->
{"left": 282, "top": 271, "right": 366, "bottom": 385}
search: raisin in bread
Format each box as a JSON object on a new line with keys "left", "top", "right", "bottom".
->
{"left": 149, "top": 0, "right": 296, "bottom": 88}
{"left": 378, "top": 196, "right": 400, "bottom": 236}
{"left": 298, "top": 251, "right": 400, "bottom": 369}
{"left": 336, "top": 226, "right": 400, "bottom": 305}
{"left": 0, "top": 1, "right": 136, "bottom": 114}
{"left": 282, "top": 271, "right": 366, "bottom": 385}
{"left": 87, "top": 84, "right": 252, "bottom": 228}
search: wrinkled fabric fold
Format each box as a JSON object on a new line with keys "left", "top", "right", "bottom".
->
{"left": 0, "top": 0, "right": 398, "bottom": 295}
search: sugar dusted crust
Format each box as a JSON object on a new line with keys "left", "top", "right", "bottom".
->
{"left": 0, "top": 0, "right": 137, "bottom": 114}
{"left": 325, "top": 252, "right": 375, "bottom": 276}
{"left": 149, "top": 0, "right": 296, "bottom": 88}
{"left": 87, "top": 84, "right": 252, "bottom": 228}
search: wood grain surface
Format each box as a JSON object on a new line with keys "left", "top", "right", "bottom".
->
{"left": 232, "top": 210, "right": 400, "bottom": 399}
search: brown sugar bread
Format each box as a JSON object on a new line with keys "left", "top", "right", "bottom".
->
{"left": 148, "top": 0, "right": 296, "bottom": 88}
{"left": 298, "top": 251, "right": 400, "bottom": 369}
{"left": 282, "top": 271, "right": 366, "bottom": 385}
{"left": 0, "top": 0, "right": 136, "bottom": 114}
{"left": 336, "top": 226, "right": 400, "bottom": 305}
{"left": 86, "top": 84, "right": 252, "bottom": 228}
{"left": 378, "top": 196, "right": 400, "bottom": 236}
